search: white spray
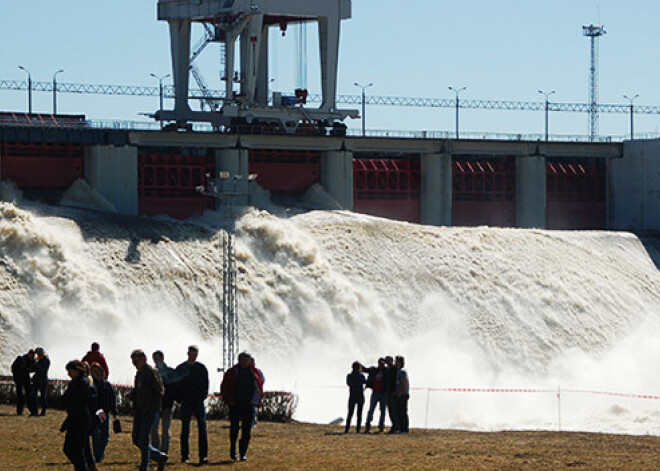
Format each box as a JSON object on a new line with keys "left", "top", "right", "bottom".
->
{"left": 1, "top": 185, "right": 660, "bottom": 434}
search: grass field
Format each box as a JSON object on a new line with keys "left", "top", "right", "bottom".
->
{"left": 1, "top": 404, "right": 660, "bottom": 470}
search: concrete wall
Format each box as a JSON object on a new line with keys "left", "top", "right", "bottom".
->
{"left": 610, "top": 140, "right": 660, "bottom": 231}
{"left": 85, "top": 145, "right": 138, "bottom": 214}
{"left": 421, "top": 153, "right": 452, "bottom": 226}
{"left": 321, "top": 151, "right": 353, "bottom": 210}
{"left": 516, "top": 155, "right": 547, "bottom": 228}
{"left": 215, "top": 148, "right": 249, "bottom": 178}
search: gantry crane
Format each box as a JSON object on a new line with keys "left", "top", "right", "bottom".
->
{"left": 156, "top": 0, "right": 358, "bottom": 134}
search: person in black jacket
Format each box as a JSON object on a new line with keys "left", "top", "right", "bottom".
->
{"left": 60, "top": 360, "right": 92, "bottom": 471}
{"left": 175, "top": 345, "right": 209, "bottom": 465}
{"left": 344, "top": 361, "right": 366, "bottom": 433}
{"left": 11, "top": 349, "right": 35, "bottom": 415}
{"left": 383, "top": 355, "right": 399, "bottom": 433}
{"left": 150, "top": 350, "right": 176, "bottom": 456}
{"left": 29, "top": 347, "right": 50, "bottom": 416}
{"left": 90, "top": 362, "right": 117, "bottom": 463}
{"left": 128, "top": 349, "right": 168, "bottom": 471}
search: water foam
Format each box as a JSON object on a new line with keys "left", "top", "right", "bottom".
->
{"left": 1, "top": 196, "right": 659, "bottom": 434}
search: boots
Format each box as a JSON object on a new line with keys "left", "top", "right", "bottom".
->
{"left": 364, "top": 424, "right": 370, "bottom": 434}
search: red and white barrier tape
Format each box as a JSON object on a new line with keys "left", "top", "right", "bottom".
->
{"left": 306, "top": 384, "right": 660, "bottom": 401}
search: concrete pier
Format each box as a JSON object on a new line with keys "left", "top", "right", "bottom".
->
{"left": 421, "top": 153, "right": 452, "bottom": 226}
{"left": 215, "top": 148, "right": 249, "bottom": 178}
{"left": 85, "top": 145, "right": 138, "bottom": 214}
{"left": 610, "top": 140, "right": 660, "bottom": 231}
{"left": 516, "top": 155, "right": 547, "bottom": 228}
{"left": 321, "top": 151, "right": 354, "bottom": 209}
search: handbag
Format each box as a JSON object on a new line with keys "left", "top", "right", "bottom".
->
{"left": 112, "top": 418, "right": 122, "bottom": 434}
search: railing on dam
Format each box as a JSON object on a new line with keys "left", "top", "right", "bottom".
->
{"left": 0, "top": 114, "right": 655, "bottom": 142}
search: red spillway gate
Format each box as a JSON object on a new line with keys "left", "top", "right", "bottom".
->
{"left": 138, "top": 151, "right": 215, "bottom": 219}
{"left": 0, "top": 142, "right": 84, "bottom": 188}
{"left": 249, "top": 149, "right": 320, "bottom": 192}
{"left": 546, "top": 160, "right": 607, "bottom": 229}
{"left": 353, "top": 157, "right": 421, "bottom": 223}
{"left": 452, "top": 157, "right": 516, "bottom": 227}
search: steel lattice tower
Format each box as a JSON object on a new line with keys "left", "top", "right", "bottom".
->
{"left": 583, "top": 24, "right": 606, "bottom": 141}
{"left": 197, "top": 174, "right": 254, "bottom": 371}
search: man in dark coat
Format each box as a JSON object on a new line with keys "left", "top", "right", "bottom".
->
{"left": 128, "top": 349, "right": 167, "bottom": 471}
{"left": 221, "top": 352, "right": 264, "bottom": 461}
{"left": 60, "top": 360, "right": 92, "bottom": 471}
{"left": 29, "top": 347, "right": 50, "bottom": 416}
{"left": 175, "top": 345, "right": 209, "bottom": 465}
{"left": 90, "top": 362, "right": 117, "bottom": 463}
{"left": 344, "top": 361, "right": 367, "bottom": 433}
{"left": 11, "top": 349, "right": 35, "bottom": 415}
{"left": 384, "top": 355, "right": 399, "bottom": 433}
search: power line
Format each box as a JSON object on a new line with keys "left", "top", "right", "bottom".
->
{"left": 2, "top": 79, "right": 660, "bottom": 115}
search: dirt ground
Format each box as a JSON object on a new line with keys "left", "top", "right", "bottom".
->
{"left": 1, "top": 404, "right": 660, "bottom": 470}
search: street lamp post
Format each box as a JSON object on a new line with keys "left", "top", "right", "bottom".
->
{"left": 18, "top": 65, "right": 32, "bottom": 114}
{"left": 538, "top": 90, "right": 556, "bottom": 141}
{"left": 52, "top": 69, "right": 64, "bottom": 115}
{"left": 623, "top": 94, "right": 639, "bottom": 140}
{"left": 354, "top": 82, "right": 373, "bottom": 137}
{"left": 448, "top": 86, "right": 466, "bottom": 139}
{"left": 150, "top": 72, "right": 171, "bottom": 128}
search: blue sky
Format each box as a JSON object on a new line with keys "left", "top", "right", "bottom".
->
{"left": 1, "top": 0, "right": 659, "bottom": 137}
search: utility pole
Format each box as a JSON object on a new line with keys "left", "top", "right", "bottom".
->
{"left": 197, "top": 172, "right": 256, "bottom": 372}
{"left": 583, "top": 24, "right": 606, "bottom": 141}
{"left": 538, "top": 89, "right": 556, "bottom": 141}
{"left": 18, "top": 65, "right": 32, "bottom": 114}
{"left": 354, "top": 82, "right": 373, "bottom": 136}
{"left": 449, "top": 86, "right": 466, "bottom": 139}
{"left": 52, "top": 69, "right": 64, "bottom": 114}
{"left": 623, "top": 94, "right": 639, "bottom": 140}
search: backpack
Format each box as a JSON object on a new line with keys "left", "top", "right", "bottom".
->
{"left": 11, "top": 356, "right": 25, "bottom": 376}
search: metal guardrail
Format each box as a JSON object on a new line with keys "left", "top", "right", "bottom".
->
{"left": 0, "top": 115, "right": 652, "bottom": 142}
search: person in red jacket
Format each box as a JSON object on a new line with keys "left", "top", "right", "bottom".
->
{"left": 220, "top": 352, "right": 263, "bottom": 462}
{"left": 82, "top": 342, "right": 110, "bottom": 380}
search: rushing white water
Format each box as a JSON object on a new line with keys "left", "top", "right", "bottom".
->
{"left": 1, "top": 180, "right": 660, "bottom": 434}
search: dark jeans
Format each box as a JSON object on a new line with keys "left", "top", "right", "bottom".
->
{"left": 63, "top": 426, "right": 89, "bottom": 471}
{"left": 28, "top": 382, "right": 47, "bottom": 414}
{"left": 13, "top": 378, "right": 30, "bottom": 415}
{"left": 345, "top": 396, "right": 364, "bottom": 432}
{"left": 386, "top": 392, "right": 398, "bottom": 431}
{"left": 132, "top": 410, "right": 165, "bottom": 471}
{"left": 395, "top": 394, "right": 409, "bottom": 433}
{"left": 365, "top": 390, "right": 387, "bottom": 429}
{"left": 180, "top": 401, "right": 208, "bottom": 461}
{"left": 92, "top": 418, "right": 110, "bottom": 463}
{"left": 229, "top": 402, "right": 254, "bottom": 457}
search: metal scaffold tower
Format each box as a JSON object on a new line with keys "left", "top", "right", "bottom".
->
{"left": 197, "top": 173, "right": 256, "bottom": 371}
{"left": 583, "top": 24, "right": 606, "bottom": 141}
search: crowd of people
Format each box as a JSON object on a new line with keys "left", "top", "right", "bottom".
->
{"left": 9, "top": 342, "right": 415, "bottom": 468}
{"left": 345, "top": 355, "right": 409, "bottom": 435}
{"left": 10, "top": 342, "right": 265, "bottom": 470}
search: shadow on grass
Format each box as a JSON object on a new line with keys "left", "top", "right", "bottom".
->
{"left": 47, "top": 461, "right": 134, "bottom": 467}
{"left": 199, "top": 460, "right": 236, "bottom": 467}
{"left": 324, "top": 431, "right": 346, "bottom": 436}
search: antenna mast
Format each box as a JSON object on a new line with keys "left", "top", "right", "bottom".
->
{"left": 583, "top": 24, "right": 606, "bottom": 141}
